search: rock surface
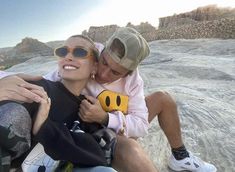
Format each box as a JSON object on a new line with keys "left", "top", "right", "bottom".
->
{"left": 138, "top": 39, "right": 235, "bottom": 171}
{"left": 6, "top": 39, "right": 235, "bottom": 171}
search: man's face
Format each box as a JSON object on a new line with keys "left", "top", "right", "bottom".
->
{"left": 96, "top": 49, "right": 130, "bottom": 84}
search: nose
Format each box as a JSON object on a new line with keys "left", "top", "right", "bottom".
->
{"left": 65, "top": 52, "right": 73, "bottom": 60}
{"left": 100, "top": 68, "right": 110, "bottom": 80}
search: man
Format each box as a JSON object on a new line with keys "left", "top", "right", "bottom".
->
{"left": 0, "top": 27, "right": 216, "bottom": 172}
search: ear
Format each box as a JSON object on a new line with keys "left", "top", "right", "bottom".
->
{"left": 92, "top": 62, "right": 98, "bottom": 74}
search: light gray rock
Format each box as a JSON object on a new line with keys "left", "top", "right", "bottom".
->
{"left": 6, "top": 56, "right": 58, "bottom": 75}
{"left": 139, "top": 39, "right": 235, "bottom": 172}
{"left": 6, "top": 39, "right": 235, "bottom": 172}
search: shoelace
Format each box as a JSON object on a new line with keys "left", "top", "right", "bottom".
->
{"left": 187, "top": 154, "right": 204, "bottom": 169}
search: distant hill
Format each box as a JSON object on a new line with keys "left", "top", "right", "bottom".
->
{"left": 46, "top": 40, "right": 65, "bottom": 49}
{"left": 82, "top": 5, "right": 235, "bottom": 42}
{"left": 0, "top": 47, "right": 12, "bottom": 53}
{"left": 159, "top": 4, "right": 235, "bottom": 29}
{"left": 0, "top": 38, "right": 53, "bottom": 70}
{"left": 14, "top": 37, "right": 53, "bottom": 55}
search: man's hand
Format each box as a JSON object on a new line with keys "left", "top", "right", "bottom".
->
{"left": 0, "top": 75, "right": 46, "bottom": 103}
{"left": 79, "top": 95, "right": 108, "bottom": 124}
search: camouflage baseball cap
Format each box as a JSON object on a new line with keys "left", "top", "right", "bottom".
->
{"left": 105, "top": 27, "right": 150, "bottom": 71}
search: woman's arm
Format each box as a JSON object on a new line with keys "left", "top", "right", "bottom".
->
{"left": 0, "top": 75, "right": 46, "bottom": 103}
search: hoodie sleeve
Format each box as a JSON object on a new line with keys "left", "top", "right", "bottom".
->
{"left": 35, "top": 119, "right": 107, "bottom": 167}
{"left": 0, "top": 70, "right": 16, "bottom": 79}
{"left": 107, "top": 69, "right": 149, "bottom": 138}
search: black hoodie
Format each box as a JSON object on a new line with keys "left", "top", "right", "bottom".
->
{"left": 23, "top": 79, "right": 107, "bottom": 167}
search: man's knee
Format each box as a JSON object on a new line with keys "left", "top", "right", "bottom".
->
{"left": 146, "top": 91, "right": 177, "bottom": 122}
{"left": 114, "top": 137, "right": 143, "bottom": 161}
{"left": 150, "top": 91, "right": 176, "bottom": 108}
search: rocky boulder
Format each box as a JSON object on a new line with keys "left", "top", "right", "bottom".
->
{"left": 14, "top": 37, "right": 53, "bottom": 56}
{"left": 0, "top": 38, "right": 53, "bottom": 69}
{"left": 83, "top": 25, "right": 119, "bottom": 43}
{"left": 159, "top": 4, "right": 235, "bottom": 29}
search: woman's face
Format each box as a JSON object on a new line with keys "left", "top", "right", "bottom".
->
{"left": 57, "top": 37, "right": 97, "bottom": 82}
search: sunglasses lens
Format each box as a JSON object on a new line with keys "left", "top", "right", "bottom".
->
{"left": 55, "top": 47, "right": 68, "bottom": 57}
{"left": 73, "top": 48, "right": 88, "bottom": 57}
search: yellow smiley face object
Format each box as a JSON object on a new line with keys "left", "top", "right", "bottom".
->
{"left": 97, "top": 90, "right": 129, "bottom": 114}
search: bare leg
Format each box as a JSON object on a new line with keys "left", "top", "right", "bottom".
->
{"left": 112, "top": 136, "right": 158, "bottom": 172}
{"left": 145, "top": 91, "right": 183, "bottom": 148}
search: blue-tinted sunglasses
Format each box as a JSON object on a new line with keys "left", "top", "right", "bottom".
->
{"left": 54, "top": 46, "right": 92, "bottom": 58}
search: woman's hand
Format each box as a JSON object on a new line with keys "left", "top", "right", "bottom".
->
{"left": 32, "top": 94, "right": 51, "bottom": 135}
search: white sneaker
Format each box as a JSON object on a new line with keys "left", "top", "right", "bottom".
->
{"left": 168, "top": 152, "right": 217, "bottom": 172}
{"left": 22, "top": 143, "right": 60, "bottom": 172}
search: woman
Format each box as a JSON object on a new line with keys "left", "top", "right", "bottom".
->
{"left": 0, "top": 35, "right": 116, "bottom": 172}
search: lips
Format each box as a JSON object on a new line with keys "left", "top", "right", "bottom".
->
{"left": 63, "top": 65, "right": 79, "bottom": 70}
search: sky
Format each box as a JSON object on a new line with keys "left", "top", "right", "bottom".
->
{"left": 0, "top": 0, "right": 234, "bottom": 48}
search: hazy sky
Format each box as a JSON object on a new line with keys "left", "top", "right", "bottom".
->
{"left": 0, "top": 0, "right": 234, "bottom": 48}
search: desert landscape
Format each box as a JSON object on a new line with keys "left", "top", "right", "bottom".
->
{"left": 1, "top": 4, "right": 235, "bottom": 172}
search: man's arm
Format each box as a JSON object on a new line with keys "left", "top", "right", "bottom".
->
{"left": 80, "top": 71, "right": 149, "bottom": 138}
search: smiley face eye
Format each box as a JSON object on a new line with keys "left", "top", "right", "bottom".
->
{"left": 116, "top": 95, "right": 121, "bottom": 106}
{"left": 105, "top": 96, "right": 111, "bottom": 107}
{"left": 97, "top": 90, "right": 128, "bottom": 114}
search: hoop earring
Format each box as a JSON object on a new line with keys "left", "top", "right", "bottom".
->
{"left": 58, "top": 71, "right": 61, "bottom": 78}
{"left": 91, "top": 73, "right": 95, "bottom": 80}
